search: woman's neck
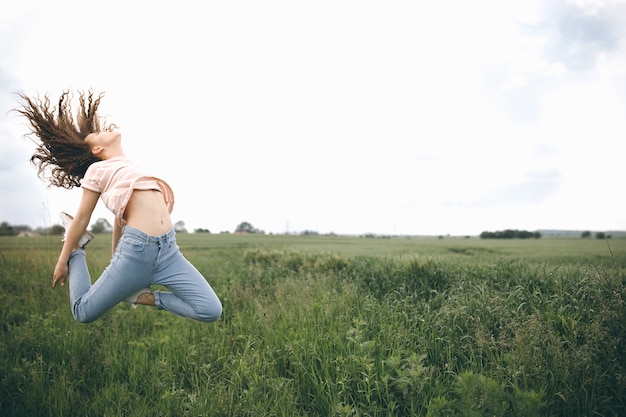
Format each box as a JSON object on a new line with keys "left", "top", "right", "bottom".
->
{"left": 101, "top": 147, "right": 125, "bottom": 160}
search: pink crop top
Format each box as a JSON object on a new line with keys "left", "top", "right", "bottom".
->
{"left": 81, "top": 156, "right": 174, "bottom": 226}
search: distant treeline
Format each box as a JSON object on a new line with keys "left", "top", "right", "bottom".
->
{"left": 480, "top": 229, "right": 541, "bottom": 239}
{"left": 0, "top": 222, "right": 33, "bottom": 236}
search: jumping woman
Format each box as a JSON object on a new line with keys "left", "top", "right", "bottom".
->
{"left": 15, "top": 90, "right": 222, "bottom": 323}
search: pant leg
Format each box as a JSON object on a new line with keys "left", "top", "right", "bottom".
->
{"left": 68, "top": 250, "right": 91, "bottom": 315}
{"left": 67, "top": 233, "right": 154, "bottom": 323}
{"left": 151, "top": 238, "right": 222, "bottom": 322}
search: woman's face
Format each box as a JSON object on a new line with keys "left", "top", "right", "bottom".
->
{"left": 84, "top": 128, "right": 121, "bottom": 151}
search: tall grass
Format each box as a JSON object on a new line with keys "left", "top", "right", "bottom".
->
{"left": 0, "top": 234, "right": 624, "bottom": 416}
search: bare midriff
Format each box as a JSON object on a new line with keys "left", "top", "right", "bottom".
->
{"left": 124, "top": 189, "right": 172, "bottom": 236}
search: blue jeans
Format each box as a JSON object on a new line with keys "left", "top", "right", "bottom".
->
{"left": 68, "top": 226, "right": 222, "bottom": 323}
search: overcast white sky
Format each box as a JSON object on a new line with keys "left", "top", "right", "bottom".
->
{"left": 1, "top": 0, "right": 625, "bottom": 236}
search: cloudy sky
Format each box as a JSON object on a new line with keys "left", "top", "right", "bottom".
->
{"left": 1, "top": 0, "right": 625, "bottom": 236}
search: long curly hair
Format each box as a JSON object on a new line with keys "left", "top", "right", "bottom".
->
{"left": 14, "top": 90, "right": 106, "bottom": 189}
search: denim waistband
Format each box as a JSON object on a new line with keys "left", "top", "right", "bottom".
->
{"left": 122, "top": 225, "right": 176, "bottom": 244}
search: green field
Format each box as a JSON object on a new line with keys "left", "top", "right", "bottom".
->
{"left": 1, "top": 233, "right": 624, "bottom": 416}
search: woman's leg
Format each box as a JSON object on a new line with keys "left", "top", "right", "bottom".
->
{"left": 151, "top": 240, "right": 222, "bottom": 322}
{"left": 67, "top": 235, "right": 154, "bottom": 323}
{"left": 67, "top": 250, "right": 91, "bottom": 317}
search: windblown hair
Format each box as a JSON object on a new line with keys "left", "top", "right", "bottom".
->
{"left": 15, "top": 90, "right": 105, "bottom": 189}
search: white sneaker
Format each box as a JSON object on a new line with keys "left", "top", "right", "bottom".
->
{"left": 60, "top": 211, "right": 95, "bottom": 249}
{"left": 126, "top": 288, "right": 152, "bottom": 309}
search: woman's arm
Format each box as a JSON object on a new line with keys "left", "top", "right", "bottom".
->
{"left": 53, "top": 188, "right": 100, "bottom": 288}
{"left": 112, "top": 220, "right": 122, "bottom": 256}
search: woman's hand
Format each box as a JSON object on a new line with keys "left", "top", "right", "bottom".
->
{"left": 53, "top": 260, "right": 69, "bottom": 287}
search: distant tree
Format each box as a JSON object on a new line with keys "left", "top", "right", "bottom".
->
{"left": 235, "top": 222, "right": 264, "bottom": 234}
{"left": 91, "top": 218, "right": 112, "bottom": 234}
{"left": 13, "top": 225, "right": 32, "bottom": 234}
{"left": 175, "top": 221, "right": 188, "bottom": 233}
{"left": 194, "top": 228, "right": 210, "bottom": 233}
{"left": 236, "top": 222, "right": 254, "bottom": 233}
{"left": 48, "top": 225, "right": 65, "bottom": 236}
{"left": 596, "top": 232, "right": 606, "bottom": 239}
{"left": 581, "top": 231, "right": 591, "bottom": 238}
{"left": 480, "top": 229, "right": 541, "bottom": 239}
{"left": 0, "top": 222, "right": 15, "bottom": 236}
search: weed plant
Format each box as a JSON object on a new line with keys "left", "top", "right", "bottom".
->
{"left": 0, "top": 234, "right": 624, "bottom": 416}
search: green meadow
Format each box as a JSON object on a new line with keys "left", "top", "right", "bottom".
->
{"left": 1, "top": 233, "right": 624, "bottom": 416}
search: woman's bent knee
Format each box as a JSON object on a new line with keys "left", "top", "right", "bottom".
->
{"left": 197, "top": 301, "right": 222, "bottom": 322}
{"left": 72, "top": 310, "right": 98, "bottom": 324}
{"left": 71, "top": 301, "right": 100, "bottom": 324}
